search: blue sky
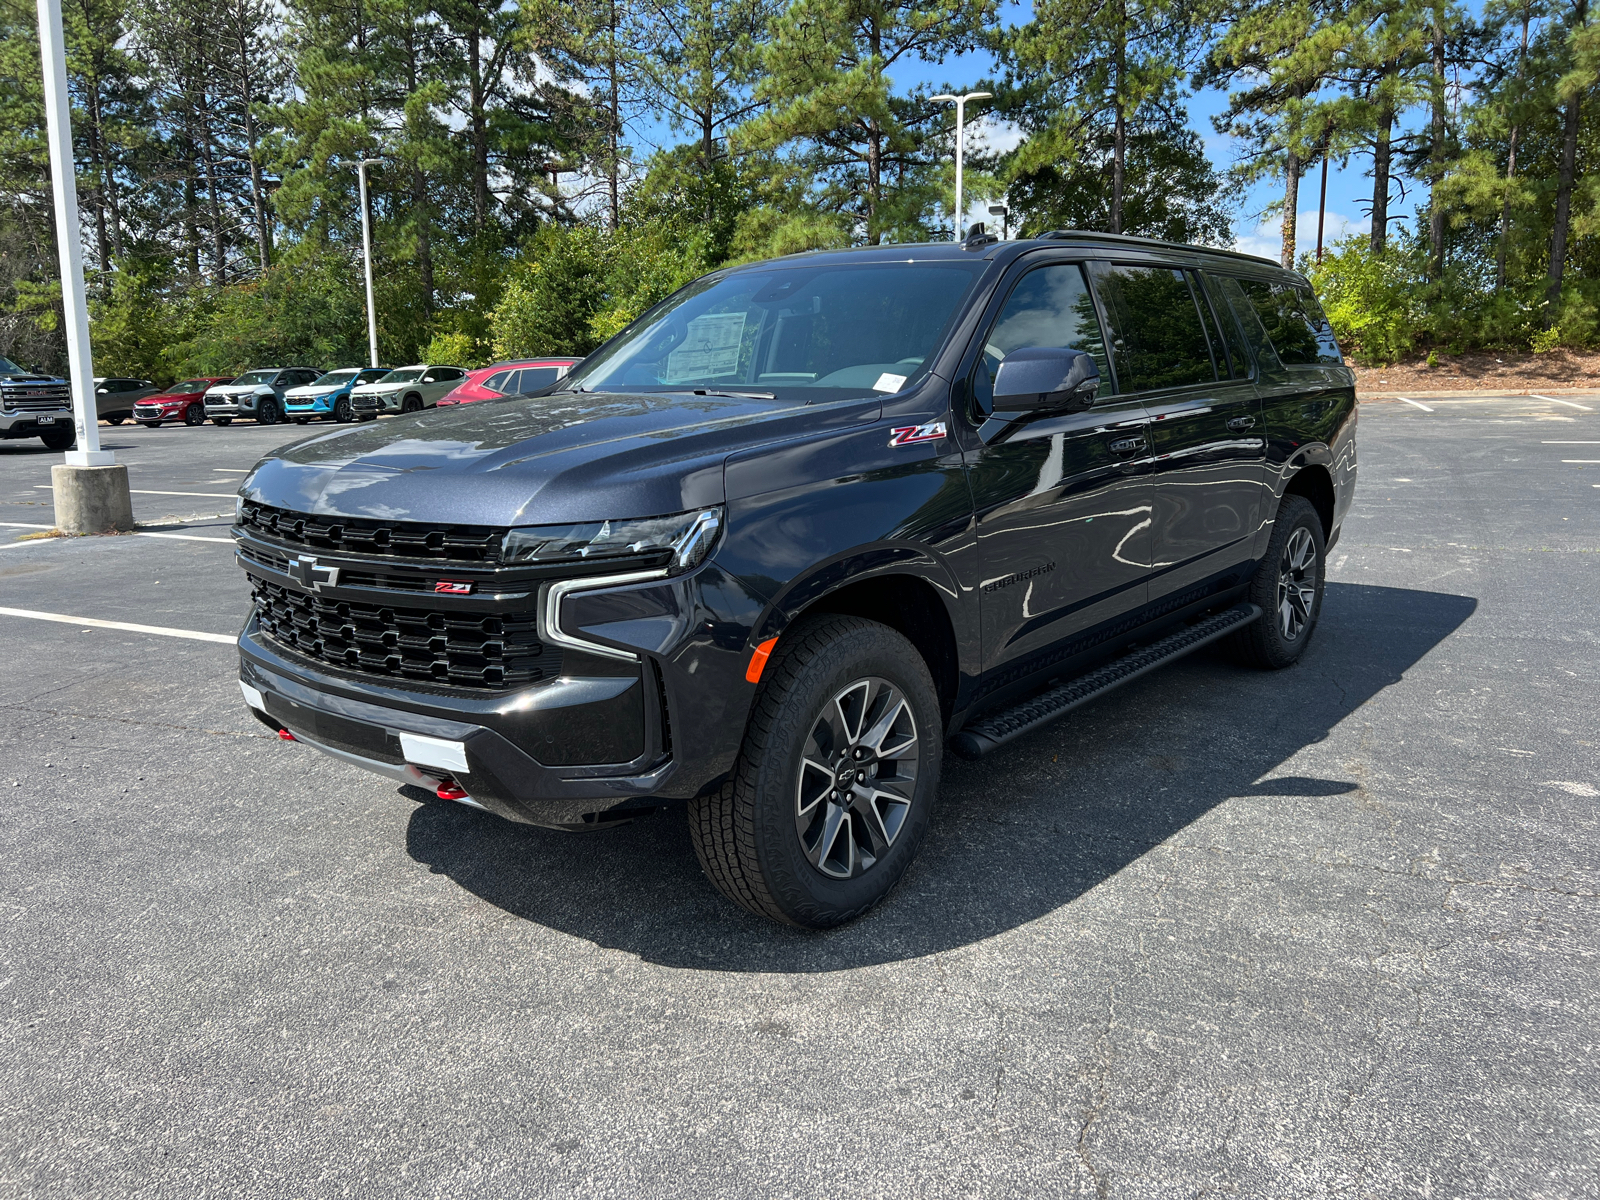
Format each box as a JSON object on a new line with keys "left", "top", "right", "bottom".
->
{"left": 624, "top": 1, "right": 1418, "bottom": 258}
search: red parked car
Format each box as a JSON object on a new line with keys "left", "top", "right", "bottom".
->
{"left": 133, "top": 377, "right": 233, "bottom": 427}
{"left": 435, "top": 358, "right": 580, "bottom": 406}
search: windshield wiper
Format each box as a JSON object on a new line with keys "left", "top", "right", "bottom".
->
{"left": 690, "top": 388, "right": 775, "bottom": 400}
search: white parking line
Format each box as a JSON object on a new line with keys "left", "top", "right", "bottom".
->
{"left": 0, "top": 521, "right": 53, "bottom": 529}
{"left": 30, "top": 486, "right": 237, "bottom": 498}
{"left": 1396, "top": 396, "right": 1435, "bottom": 412}
{"left": 1542, "top": 441, "right": 1600, "bottom": 444}
{"left": 1561, "top": 460, "right": 1600, "bottom": 464}
{"left": 135, "top": 532, "right": 233, "bottom": 544}
{"left": 0, "top": 606, "right": 235, "bottom": 644}
{"left": 211, "top": 469, "right": 251, "bottom": 473}
{"left": 0, "top": 537, "right": 62, "bottom": 551}
{"left": 1534, "top": 394, "right": 1595, "bottom": 411}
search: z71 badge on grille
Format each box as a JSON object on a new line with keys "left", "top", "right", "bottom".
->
{"left": 888, "top": 421, "right": 946, "bottom": 447}
{"left": 434, "top": 580, "right": 474, "bottom": 595}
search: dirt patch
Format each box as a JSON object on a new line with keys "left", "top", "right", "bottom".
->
{"left": 1351, "top": 349, "right": 1600, "bottom": 395}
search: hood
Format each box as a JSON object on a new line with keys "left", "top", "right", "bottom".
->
{"left": 353, "top": 380, "right": 408, "bottom": 394}
{"left": 1, "top": 372, "right": 63, "bottom": 385}
{"left": 287, "top": 384, "right": 340, "bottom": 398}
{"left": 241, "top": 389, "right": 881, "bottom": 527}
{"left": 211, "top": 381, "right": 272, "bottom": 395}
{"left": 141, "top": 393, "right": 191, "bottom": 403}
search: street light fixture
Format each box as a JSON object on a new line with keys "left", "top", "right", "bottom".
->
{"left": 929, "top": 91, "right": 991, "bottom": 241}
{"left": 353, "top": 158, "right": 382, "bottom": 368}
{"left": 988, "top": 203, "right": 1010, "bottom": 240}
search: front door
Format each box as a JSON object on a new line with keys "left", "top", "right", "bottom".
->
{"left": 960, "top": 259, "right": 1152, "bottom": 689}
{"left": 1091, "top": 260, "right": 1267, "bottom": 608}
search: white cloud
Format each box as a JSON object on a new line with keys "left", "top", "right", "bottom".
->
{"left": 968, "top": 113, "right": 1025, "bottom": 156}
{"left": 1234, "top": 209, "right": 1370, "bottom": 262}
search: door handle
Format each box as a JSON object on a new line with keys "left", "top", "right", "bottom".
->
{"left": 1227, "top": 416, "right": 1256, "bottom": 431}
{"left": 1109, "top": 435, "right": 1146, "bottom": 456}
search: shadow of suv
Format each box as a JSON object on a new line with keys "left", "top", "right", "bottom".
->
{"left": 229, "top": 229, "right": 1357, "bottom": 929}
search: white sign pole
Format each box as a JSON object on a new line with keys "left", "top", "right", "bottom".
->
{"left": 37, "top": 0, "right": 109, "bottom": 466}
{"left": 931, "top": 92, "right": 990, "bottom": 242}
{"left": 357, "top": 159, "right": 381, "bottom": 368}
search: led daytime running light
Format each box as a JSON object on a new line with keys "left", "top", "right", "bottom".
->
{"left": 503, "top": 506, "right": 722, "bottom": 574}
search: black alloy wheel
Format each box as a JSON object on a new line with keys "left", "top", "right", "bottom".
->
{"left": 256, "top": 398, "right": 280, "bottom": 425}
{"left": 183, "top": 404, "right": 205, "bottom": 426}
{"left": 1229, "top": 493, "right": 1326, "bottom": 669}
{"left": 400, "top": 393, "right": 423, "bottom": 414}
{"left": 688, "top": 614, "right": 941, "bottom": 928}
{"left": 39, "top": 428, "right": 75, "bottom": 451}
{"left": 333, "top": 395, "right": 354, "bottom": 423}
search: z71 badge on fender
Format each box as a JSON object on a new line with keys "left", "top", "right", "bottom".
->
{"left": 888, "top": 421, "right": 946, "bottom": 447}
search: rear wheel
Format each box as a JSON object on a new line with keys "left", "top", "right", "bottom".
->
{"left": 39, "top": 428, "right": 75, "bottom": 450}
{"left": 183, "top": 404, "right": 204, "bottom": 426}
{"left": 333, "top": 396, "right": 354, "bottom": 423}
{"left": 688, "top": 615, "right": 941, "bottom": 928}
{"left": 256, "top": 398, "right": 280, "bottom": 425}
{"left": 400, "top": 393, "right": 423, "bottom": 414}
{"left": 1228, "top": 493, "right": 1326, "bottom": 669}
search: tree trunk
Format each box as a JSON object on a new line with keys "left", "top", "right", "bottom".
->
{"left": 1111, "top": 0, "right": 1127, "bottom": 234}
{"left": 414, "top": 166, "right": 433, "bottom": 315}
{"left": 1545, "top": 0, "right": 1585, "bottom": 321}
{"left": 468, "top": 15, "right": 489, "bottom": 235}
{"left": 1428, "top": 3, "right": 1447, "bottom": 279}
{"left": 1370, "top": 102, "right": 1392, "bottom": 254}
{"left": 1496, "top": 7, "right": 1530, "bottom": 293}
{"left": 866, "top": 21, "right": 881, "bottom": 244}
{"left": 1281, "top": 147, "right": 1300, "bottom": 268}
{"left": 608, "top": 7, "right": 620, "bottom": 231}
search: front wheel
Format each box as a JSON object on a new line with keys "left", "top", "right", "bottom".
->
{"left": 39, "top": 428, "right": 76, "bottom": 451}
{"left": 333, "top": 396, "right": 354, "bottom": 423}
{"left": 183, "top": 404, "right": 204, "bottom": 426}
{"left": 400, "top": 394, "right": 423, "bottom": 414}
{"left": 256, "top": 399, "right": 280, "bottom": 425}
{"left": 1228, "top": 493, "right": 1326, "bottom": 669}
{"left": 688, "top": 615, "right": 941, "bottom": 928}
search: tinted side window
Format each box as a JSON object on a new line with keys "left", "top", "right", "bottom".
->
{"left": 1094, "top": 263, "right": 1216, "bottom": 391}
{"left": 1200, "top": 274, "right": 1255, "bottom": 379}
{"left": 1228, "top": 278, "right": 1339, "bottom": 366}
{"left": 972, "top": 263, "right": 1111, "bottom": 416}
{"left": 519, "top": 367, "right": 559, "bottom": 391}
{"left": 482, "top": 371, "right": 511, "bottom": 393}
{"left": 1190, "top": 271, "right": 1234, "bottom": 378}
{"left": 1216, "top": 277, "right": 1284, "bottom": 372}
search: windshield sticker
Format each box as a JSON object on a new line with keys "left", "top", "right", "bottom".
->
{"left": 664, "top": 312, "right": 747, "bottom": 383}
{"left": 873, "top": 372, "right": 907, "bottom": 393}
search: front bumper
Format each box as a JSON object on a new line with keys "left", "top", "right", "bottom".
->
{"left": 0, "top": 408, "right": 72, "bottom": 437}
{"left": 238, "top": 620, "right": 676, "bottom": 828}
{"left": 350, "top": 392, "right": 399, "bottom": 414}
{"left": 205, "top": 394, "right": 264, "bottom": 418}
{"left": 285, "top": 394, "right": 337, "bottom": 414}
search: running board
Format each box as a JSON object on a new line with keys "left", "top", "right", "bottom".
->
{"left": 948, "top": 604, "right": 1262, "bottom": 760}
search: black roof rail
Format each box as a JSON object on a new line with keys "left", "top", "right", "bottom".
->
{"left": 1035, "top": 228, "right": 1282, "bottom": 269}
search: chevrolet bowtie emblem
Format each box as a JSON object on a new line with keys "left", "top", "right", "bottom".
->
{"left": 289, "top": 554, "right": 340, "bottom": 591}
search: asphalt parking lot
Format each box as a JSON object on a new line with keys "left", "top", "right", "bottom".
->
{"left": 1, "top": 395, "right": 1596, "bottom": 1198}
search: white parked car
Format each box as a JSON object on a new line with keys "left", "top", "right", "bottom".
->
{"left": 348, "top": 365, "right": 467, "bottom": 418}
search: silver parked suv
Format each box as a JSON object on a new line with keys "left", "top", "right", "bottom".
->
{"left": 348, "top": 365, "right": 466, "bottom": 418}
{"left": 203, "top": 367, "right": 324, "bottom": 426}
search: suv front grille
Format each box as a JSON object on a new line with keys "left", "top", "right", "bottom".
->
{"left": 2, "top": 386, "right": 70, "bottom": 412}
{"left": 248, "top": 572, "right": 553, "bottom": 690}
{"left": 239, "top": 501, "right": 503, "bottom": 564}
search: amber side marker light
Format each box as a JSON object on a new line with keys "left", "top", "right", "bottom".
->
{"left": 745, "top": 636, "right": 780, "bottom": 683}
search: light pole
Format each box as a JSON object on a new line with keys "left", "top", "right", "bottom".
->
{"left": 930, "top": 91, "right": 991, "bottom": 241}
{"left": 37, "top": 0, "right": 133, "bottom": 531}
{"left": 355, "top": 158, "right": 382, "bottom": 367}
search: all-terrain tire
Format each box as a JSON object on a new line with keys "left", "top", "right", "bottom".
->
{"left": 687, "top": 614, "right": 941, "bottom": 928}
{"left": 1228, "top": 493, "right": 1326, "bottom": 669}
{"left": 39, "top": 428, "right": 76, "bottom": 451}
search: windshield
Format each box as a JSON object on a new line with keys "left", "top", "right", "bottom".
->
{"left": 378, "top": 368, "right": 423, "bottom": 384}
{"left": 563, "top": 260, "right": 988, "bottom": 399}
{"left": 312, "top": 369, "right": 359, "bottom": 386}
{"left": 233, "top": 370, "right": 277, "bottom": 384}
{"left": 173, "top": 379, "right": 215, "bottom": 391}
{"left": 0, "top": 356, "right": 24, "bottom": 373}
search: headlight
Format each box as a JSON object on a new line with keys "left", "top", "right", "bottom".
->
{"left": 502, "top": 507, "right": 721, "bottom": 574}
{"left": 234, "top": 496, "right": 245, "bottom": 522}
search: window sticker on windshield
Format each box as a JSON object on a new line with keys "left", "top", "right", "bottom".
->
{"left": 664, "top": 312, "right": 747, "bottom": 382}
{"left": 873, "top": 372, "right": 907, "bottom": 393}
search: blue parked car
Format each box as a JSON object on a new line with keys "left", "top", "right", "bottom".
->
{"left": 284, "top": 366, "right": 393, "bottom": 424}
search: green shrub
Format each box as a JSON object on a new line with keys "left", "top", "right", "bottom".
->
{"left": 1306, "top": 238, "right": 1424, "bottom": 366}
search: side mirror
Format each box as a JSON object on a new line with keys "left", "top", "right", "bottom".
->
{"left": 991, "top": 347, "right": 1100, "bottom": 415}
{"left": 96, "top": 387, "right": 108, "bottom": 394}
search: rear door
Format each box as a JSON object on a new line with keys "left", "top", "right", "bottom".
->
{"left": 1092, "top": 259, "right": 1266, "bottom": 609}
{"left": 961, "top": 256, "right": 1152, "bottom": 686}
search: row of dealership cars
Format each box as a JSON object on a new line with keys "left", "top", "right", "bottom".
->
{"left": 0, "top": 355, "right": 578, "bottom": 448}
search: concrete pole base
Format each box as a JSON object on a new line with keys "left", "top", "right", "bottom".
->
{"left": 52, "top": 463, "right": 134, "bottom": 534}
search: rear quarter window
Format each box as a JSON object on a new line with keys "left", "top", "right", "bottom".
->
{"left": 1230, "top": 278, "right": 1342, "bottom": 366}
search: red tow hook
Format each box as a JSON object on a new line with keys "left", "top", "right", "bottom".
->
{"left": 277, "top": 728, "right": 297, "bottom": 741}
{"left": 436, "top": 779, "right": 469, "bottom": 801}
